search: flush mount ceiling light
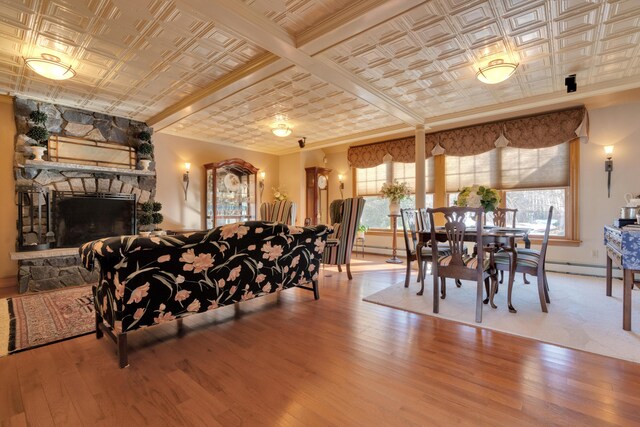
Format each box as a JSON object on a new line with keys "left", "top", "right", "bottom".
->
{"left": 476, "top": 59, "right": 518, "bottom": 84}
{"left": 24, "top": 54, "right": 76, "bottom": 80}
{"left": 271, "top": 123, "right": 292, "bottom": 137}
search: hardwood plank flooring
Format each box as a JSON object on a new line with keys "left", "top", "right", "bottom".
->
{"left": 1, "top": 256, "right": 640, "bottom": 426}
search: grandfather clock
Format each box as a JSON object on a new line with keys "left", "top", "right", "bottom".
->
{"left": 305, "top": 167, "right": 331, "bottom": 225}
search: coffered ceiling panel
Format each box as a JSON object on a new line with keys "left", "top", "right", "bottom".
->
{"left": 161, "top": 65, "right": 404, "bottom": 154}
{"left": 319, "top": 0, "right": 640, "bottom": 118}
{"left": 0, "top": 0, "right": 266, "bottom": 119}
{"left": 242, "top": 0, "right": 355, "bottom": 35}
{"left": 1, "top": 0, "right": 640, "bottom": 155}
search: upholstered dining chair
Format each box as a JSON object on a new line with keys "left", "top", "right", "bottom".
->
{"left": 322, "top": 197, "right": 365, "bottom": 280}
{"left": 426, "top": 207, "right": 497, "bottom": 323}
{"left": 259, "top": 200, "right": 296, "bottom": 225}
{"left": 400, "top": 208, "right": 453, "bottom": 289}
{"left": 486, "top": 207, "right": 518, "bottom": 285}
{"left": 493, "top": 206, "right": 554, "bottom": 313}
{"left": 259, "top": 202, "right": 273, "bottom": 221}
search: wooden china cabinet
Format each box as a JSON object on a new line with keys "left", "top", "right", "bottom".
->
{"left": 205, "top": 159, "right": 258, "bottom": 229}
{"left": 305, "top": 167, "right": 332, "bottom": 225}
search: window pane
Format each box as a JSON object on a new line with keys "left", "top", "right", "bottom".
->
{"left": 506, "top": 189, "right": 566, "bottom": 236}
{"left": 356, "top": 164, "right": 387, "bottom": 195}
{"left": 501, "top": 143, "right": 569, "bottom": 189}
{"left": 360, "top": 196, "right": 390, "bottom": 229}
{"left": 445, "top": 150, "right": 498, "bottom": 192}
{"left": 393, "top": 162, "right": 415, "bottom": 190}
{"left": 425, "top": 158, "right": 435, "bottom": 193}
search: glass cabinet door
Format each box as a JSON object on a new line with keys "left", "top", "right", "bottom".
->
{"left": 205, "top": 159, "right": 258, "bottom": 229}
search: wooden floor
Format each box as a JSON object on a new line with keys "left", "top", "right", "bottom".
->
{"left": 2, "top": 256, "right": 640, "bottom": 426}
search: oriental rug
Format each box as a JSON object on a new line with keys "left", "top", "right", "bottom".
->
{"left": 0, "top": 286, "right": 94, "bottom": 357}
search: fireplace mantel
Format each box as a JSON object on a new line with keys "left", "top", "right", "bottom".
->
{"left": 22, "top": 160, "right": 155, "bottom": 176}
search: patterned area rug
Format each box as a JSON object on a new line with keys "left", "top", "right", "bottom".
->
{"left": 0, "top": 286, "right": 94, "bottom": 357}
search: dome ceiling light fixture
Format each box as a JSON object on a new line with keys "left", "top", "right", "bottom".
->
{"left": 272, "top": 123, "right": 292, "bottom": 137}
{"left": 271, "top": 113, "right": 293, "bottom": 137}
{"left": 24, "top": 53, "right": 76, "bottom": 80}
{"left": 476, "top": 59, "right": 518, "bottom": 85}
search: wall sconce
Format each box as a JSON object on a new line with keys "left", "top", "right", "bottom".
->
{"left": 338, "top": 174, "right": 344, "bottom": 199}
{"left": 259, "top": 171, "right": 266, "bottom": 199}
{"left": 183, "top": 162, "right": 191, "bottom": 201}
{"left": 604, "top": 146, "right": 614, "bottom": 198}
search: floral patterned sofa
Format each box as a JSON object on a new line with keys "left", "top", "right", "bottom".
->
{"left": 80, "top": 221, "right": 330, "bottom": 367}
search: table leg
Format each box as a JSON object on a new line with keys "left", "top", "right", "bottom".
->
{"left": 606, "top": 254, "right": 612, "bottom": 297}
{"left": 508, "top": 249, "right": 517, "bottom": 313}
{"left": 623, "top": 268, "right": 632, "bottom": 331}
{"left": 524, "top": 234, "right": 531, "bottom": 249}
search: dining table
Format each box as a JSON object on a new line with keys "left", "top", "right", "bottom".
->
{"left": 416, "top": 226, "right": 531, "bottom": 312}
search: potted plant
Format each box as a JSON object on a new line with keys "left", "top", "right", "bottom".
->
{"left": 137, "top": 130, "right": 153, "bottom": 170}
{"left": 455, "top": 185, "right": 501, "bottom": 213}
{"left": 141, "top": 201, "right": 165, "bottom": 235}
{"left": 137, "top": 142, "right": 153, "bottom": 171}
{"left": 138, "top": 211, "right": 153, "bottom": 236}
{"left": 26, "top": 110, "right": 49, "bottom": 161}
{"left": 356, "top": 224, "right": 368, "bottom": 239}
{"left": 380, "top": 181, "right": 410, "bottom": 215}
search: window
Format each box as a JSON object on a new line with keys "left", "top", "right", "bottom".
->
{"left": 506, "top": 189, "right": 566, "bottom": 236}
{"left": 445, "top": 142, "right": 573, "bottom": 239}
{"left": 356, "top": 158, "right": 435, "bottom": 230}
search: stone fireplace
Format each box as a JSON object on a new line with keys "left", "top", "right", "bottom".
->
{"left": 12, "top": 97, "right": 156, "bottom": 293}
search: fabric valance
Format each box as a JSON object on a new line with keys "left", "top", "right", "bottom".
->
{"left": 347, "top": 106, "right": 588, "bottom": 168}
{"left": 347, "top": 136, "right": 434, "bottom": 168}
{"left": 430, "top": 106, "right": 588, "bottom": 156}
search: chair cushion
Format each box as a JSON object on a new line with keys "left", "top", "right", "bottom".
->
{"left": 438, "top": 254, "right": 491, "bottom": 270}
{"left": 494, "top": 251, "right": 540, "bottom": 268}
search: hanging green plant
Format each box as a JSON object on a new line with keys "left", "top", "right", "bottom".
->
{"left": 29, "top": 110, "right": 48, "bottom": 124}
{"left": 26, "top": 126, "right": 49, "bottom": 144}
{"left": 138, "top": 131, "right": 151, "bottom": 141}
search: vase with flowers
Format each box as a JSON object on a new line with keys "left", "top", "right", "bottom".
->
{"left": 380, "top": 181, "right": 411, "bottom": 215}
{"left": 454, "top": 185, "right": 500, "bottom": 213}
{"left": 272, "top": 186, "right": 288, "bottom": 201}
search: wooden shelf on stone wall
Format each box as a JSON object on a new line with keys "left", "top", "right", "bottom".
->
{"left": 22, "top": 160, "right": 155, "bottom": 176}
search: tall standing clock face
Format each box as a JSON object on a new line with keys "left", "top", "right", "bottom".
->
{"left": 317, "top": 175, "right": 328, "bottom": 190}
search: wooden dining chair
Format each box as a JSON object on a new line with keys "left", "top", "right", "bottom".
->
{"left": 400, "top": 208, "right": 452, "bottom": 289}
{"left": 487, "top": 208, "right": 518, "bottom": 228}
{"left": 426, "top": 207, "right": 497, "bottom": 323}
{"left": 493, "top": 206, "right": 554, "bottom": 313}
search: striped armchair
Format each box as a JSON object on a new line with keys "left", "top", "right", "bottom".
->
{"left": 322, "top": 197, "right": 366, "bottom": 280}
{"left": 259, "top": 200, "right": 296, "bottom": 225}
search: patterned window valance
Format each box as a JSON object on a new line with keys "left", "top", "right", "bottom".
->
{"left": 347, "top": 136, "right": 434, "bottom": 168}
{"left": 347, "top": 106, "right": 588, "bottom": 167}
{"left": 429, "top": 106, "right": 588, "bottom": 156}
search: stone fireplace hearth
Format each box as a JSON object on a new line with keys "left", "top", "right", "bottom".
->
{"left": 12, "top": 97, "right": 157, "bottom": 293}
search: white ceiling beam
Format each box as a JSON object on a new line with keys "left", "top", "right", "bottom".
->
{"left": 149, "top": 0, "right": 426, "bottom": 130}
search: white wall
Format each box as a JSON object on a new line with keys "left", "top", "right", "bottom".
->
{"left": 154, "top": 133, "right": 280, "bottom": 231}
{"left": 548, "top": 100, "right": 640, "bottom": 267}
